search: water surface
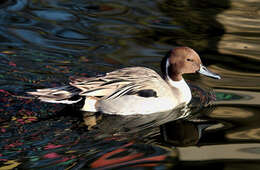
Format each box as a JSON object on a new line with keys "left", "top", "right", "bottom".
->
{"left": 0, "top": 0, "right": 260, "bottom": 169}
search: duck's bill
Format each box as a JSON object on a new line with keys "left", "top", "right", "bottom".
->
{"left": 197, "top": 65, "right": 221, "bottom": 79}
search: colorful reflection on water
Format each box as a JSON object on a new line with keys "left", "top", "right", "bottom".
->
{"left": 0, "top": 0, "right": 260, "bottom": 169}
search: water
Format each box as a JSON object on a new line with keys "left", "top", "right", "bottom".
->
{"left": 0, "top": 0, "right": 260, "bottom": 169}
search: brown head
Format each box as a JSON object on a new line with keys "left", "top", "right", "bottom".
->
{"left": 161, "top": 47, "right": 221, "bottom": 81}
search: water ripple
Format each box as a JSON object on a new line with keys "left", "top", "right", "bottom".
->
{"left": 31, "top": 10, "right": 77, "bottom": 22}
{"left": 0, "top": 0, "right": 260, "bottom": 169}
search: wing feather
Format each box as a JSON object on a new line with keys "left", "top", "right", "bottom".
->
{"left": 69, "top": 67, "right": 163, "bottom": 100}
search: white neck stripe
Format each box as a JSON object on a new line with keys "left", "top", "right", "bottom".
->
{"left": 166, "top": 58, "right": 170, "bottom": 76}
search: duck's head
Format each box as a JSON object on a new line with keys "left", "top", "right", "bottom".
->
{"left": 161, "top": 47, "right": 221, "bottom": 81}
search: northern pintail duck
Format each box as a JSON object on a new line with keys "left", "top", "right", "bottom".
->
{"left": 28, "top": 47, "right": 221, "bottom": 115}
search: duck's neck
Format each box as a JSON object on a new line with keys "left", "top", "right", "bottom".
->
{"left": 165, "top": 57, "right": 182, "bottom": 81}
{"left": 163, "top": 57, "right": 191, "bottom": 103}
{"left": 166, "top": 77, "right": 186, "bottom": 88}
{"left": 168, "top": 72, "right": 182, "bottom": 81}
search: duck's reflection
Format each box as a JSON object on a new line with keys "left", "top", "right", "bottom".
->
{"left": 83, "top": 112, "right": 102, "bottom": 130}
{"left": 81, "top": 106, "right": 223, "bottom": 148}
{"left": 82, "top": 104, "right": 190, "bottom": 134}
{"left": 160, "top": 119, "right": 215, "bottom": 146}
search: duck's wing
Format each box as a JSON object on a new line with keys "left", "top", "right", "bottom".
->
{"left": 70, "top": 67, "right": 162, "bottom": 100}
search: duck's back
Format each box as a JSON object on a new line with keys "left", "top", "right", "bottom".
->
{"left": 70, "top": 67, "right": 173, "bottom": 99}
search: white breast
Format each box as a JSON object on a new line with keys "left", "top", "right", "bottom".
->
{"left": 166, "top": 78, "right": 192, "bottom": 104}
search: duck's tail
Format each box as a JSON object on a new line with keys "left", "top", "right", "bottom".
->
{"left": 27, "top": 86, "right": 82, "bottom": 104}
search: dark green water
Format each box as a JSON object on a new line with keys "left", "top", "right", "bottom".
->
{"left": 0, "top": 0, "right": 260, "bottom": 169}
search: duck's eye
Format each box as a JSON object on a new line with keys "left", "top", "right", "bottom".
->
{"left": 187, "top": 58, "right": 193, "bottom": 62}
